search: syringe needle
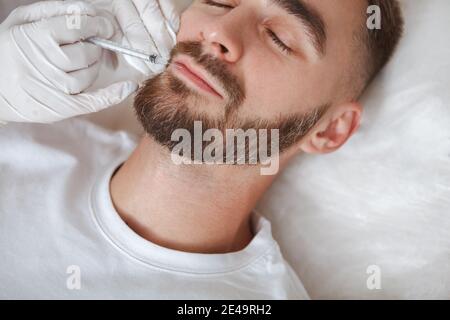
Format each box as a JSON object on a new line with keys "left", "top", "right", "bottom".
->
{"left": 85, "top": 37, "right": 168, "bottom": 65}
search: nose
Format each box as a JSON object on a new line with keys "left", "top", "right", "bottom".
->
{"left": 200, "top": 15, "right": 244, "bottom": 63}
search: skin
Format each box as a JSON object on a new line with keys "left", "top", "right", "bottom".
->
{"left": 110, "top": 0, "right": 365, "bottom": 254}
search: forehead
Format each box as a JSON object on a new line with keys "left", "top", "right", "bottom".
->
{"left": 300, "top": 0, "right": 367, "bottom": 50}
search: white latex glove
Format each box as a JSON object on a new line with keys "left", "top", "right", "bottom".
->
{"left": 111, "top": 0, "right": 180, "bottom": 76}
{"left": 0, "top": 0, "right": 139, "bottom": 124}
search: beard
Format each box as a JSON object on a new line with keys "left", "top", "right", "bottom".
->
{"left": 133, "top": 41, "right": 328, "bottom": 163}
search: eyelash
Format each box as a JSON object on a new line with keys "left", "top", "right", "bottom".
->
{"left": 202, "top": 0, "right": 293, "bottom": 55}
{"left": 265, "top": 28, "right": 293, "bottom": 55}
{"left": 202, "top": 0, "right": 233, "bottom": 9}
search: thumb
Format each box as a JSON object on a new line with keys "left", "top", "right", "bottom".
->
{"left": 75, "top": 81, "right": 139, "bottom": 113}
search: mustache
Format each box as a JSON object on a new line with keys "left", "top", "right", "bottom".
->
{"left": 168, "top": 41, "right": 246, "bottom": 113}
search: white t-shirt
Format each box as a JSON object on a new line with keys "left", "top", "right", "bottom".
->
{"left": 0, "top": 118, "right": 309, "bottom": 299}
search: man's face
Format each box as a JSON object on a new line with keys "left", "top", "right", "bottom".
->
{"left": 134, "top": 0, "right": 366, "bottom": 156}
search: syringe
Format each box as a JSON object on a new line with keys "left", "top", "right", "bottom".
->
{"left": 86, "top": 37, "right": 168, "bottom": 65}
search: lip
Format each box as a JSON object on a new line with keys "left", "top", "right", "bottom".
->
{"left": 171, "top": 59, "right": 224, "bottom": 99}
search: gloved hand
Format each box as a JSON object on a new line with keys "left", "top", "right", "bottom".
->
{"left": 0, "top": 0, "right": 138, "bottom": 124}
{"left": 110, "top": 0, "right": 180, "bottom": 76}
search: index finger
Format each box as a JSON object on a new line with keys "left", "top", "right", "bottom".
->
{"left": 132, "top": 0, "right": 176, "bottom": 58}
{"left": 112, "top": 0, "right": 157, "bottom": 53}
{"left": 157, "top": 0, "right": 181, "bottom": 33}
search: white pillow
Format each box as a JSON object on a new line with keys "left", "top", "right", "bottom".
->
{"left": 257, "top": 0, "right": 450, "bottom": 299}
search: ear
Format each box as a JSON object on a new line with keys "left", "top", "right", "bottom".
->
{"left": 299, "top": 102, "right": 362, "bottom": 154}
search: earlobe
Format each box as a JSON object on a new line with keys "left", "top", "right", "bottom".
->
{"left": 299, "top": 102, "right": 362, "bottom": 154}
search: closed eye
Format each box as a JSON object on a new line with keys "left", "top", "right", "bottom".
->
{"left": 203, "top": 0, "right": 293, "bottom": 56}
{"left": 265, "top": 28, "right": 293, "bottom": 55}
{"left": 202, "top": 0, "right": 234, "bottom": 9}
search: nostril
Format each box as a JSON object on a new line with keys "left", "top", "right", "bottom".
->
{"left": 219, "top": 44, "right": 229, "bottom": 54}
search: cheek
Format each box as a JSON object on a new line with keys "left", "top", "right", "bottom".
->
{"left": 240, "top": 60, "right": 311, "bottom": 119}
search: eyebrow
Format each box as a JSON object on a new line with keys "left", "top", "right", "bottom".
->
{"left": 270, "top": 0, "right": 327, "bottom": 56}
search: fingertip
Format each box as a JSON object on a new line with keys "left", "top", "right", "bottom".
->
{"left": 165, "top": 20, "right": 178, "bottom": 43}
{"left": 121, "top": 81, "right": 139, "bottom": 98}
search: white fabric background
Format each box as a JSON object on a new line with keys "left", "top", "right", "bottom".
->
{"left": 1, "top": 0, "right": 449, "bottom": 299}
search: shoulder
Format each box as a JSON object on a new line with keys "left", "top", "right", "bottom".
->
{"left": 0, "top": 118, "right": 138, "bottom": 189}
{"left": 249, "top": 213, "right": 310, "bottom": 300}
{"left": 0, "top": 117, "right": 137, "bottom": 160}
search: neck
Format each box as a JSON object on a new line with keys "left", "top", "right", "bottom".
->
{"left": 110, "top": 136, "right": 282, "bottom": 254}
